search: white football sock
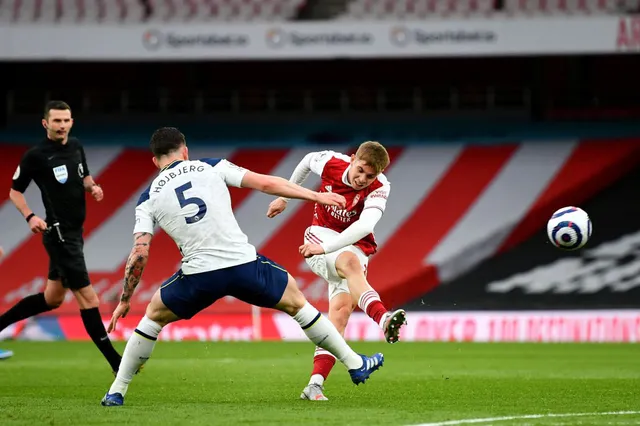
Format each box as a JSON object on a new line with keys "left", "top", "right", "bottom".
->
{"left": 108, "top": 315, "right": 163, "bottom": 397}
{"left": 293, "top": 303, "right": 363, "bottom": 370}
{"left": 379, "top": 312, "right": 391, "bottom": 329}
{"left": 309, "top": 374, "right": 325, "bottom": 386}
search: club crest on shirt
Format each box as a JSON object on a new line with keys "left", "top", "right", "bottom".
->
{"left": 78, "top": 163, "right": 84, "bottom": 178}
{"left": 53, "top": 165, "right": 68, "bottom": 184}
{"left": 352, "top": 193, "right": 361, "bottom": 208}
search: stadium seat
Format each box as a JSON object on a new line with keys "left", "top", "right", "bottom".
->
{"left": 0, "top": 0, "right": 306, "bottom": 23}
{"left": 340, "top": 0, "right": 496, "bottom": 20}
{"left": 4, "top": 0, "right": 635, "bottom": 23}
{"left": 337, "top": 0, "right": 637, "bottom": 18}
{"left": 501, "top": 0, "right": 636, "bottom": 15}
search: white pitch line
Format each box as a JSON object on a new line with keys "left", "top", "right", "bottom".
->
{"left": 409, "top": 410, "right": 640, "bottom": 426}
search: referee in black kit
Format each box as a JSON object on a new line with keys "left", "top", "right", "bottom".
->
{"left": 0, "top": 101, "right": 122, "bottom": 373}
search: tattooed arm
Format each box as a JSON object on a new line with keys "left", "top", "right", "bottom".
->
{"left": 120, "top": 232, "right": 153, "bottom": 303}
{"left": 108, "top": 232, "right": 153, "bottom": 332}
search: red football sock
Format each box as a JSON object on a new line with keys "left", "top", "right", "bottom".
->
{"left": 358, "top": 290, "right": 388, "bottom": 325}
{"left": 312, "top": 353, "right": 337, "bottom": 380}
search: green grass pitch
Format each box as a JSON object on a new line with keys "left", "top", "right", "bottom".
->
{"left": 0, "top": 341, "right": 639, "bottom": 425}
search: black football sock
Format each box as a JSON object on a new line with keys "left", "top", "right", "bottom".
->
{"left": 80, "top": 307, "right": 122, "bottom": 372}
{"left": 0, "top": 292, "right": 53, "bottom": 332}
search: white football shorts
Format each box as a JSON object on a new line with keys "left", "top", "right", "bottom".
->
{"left": 303, "top": 226, "right": 369, "bottom": 301}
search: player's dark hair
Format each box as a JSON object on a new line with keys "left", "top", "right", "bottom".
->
{"left": 44, "top": 100, "right": 71, "bottom": 119}
{"left": 149, "top": 127, "right": 187, "bottom": 158}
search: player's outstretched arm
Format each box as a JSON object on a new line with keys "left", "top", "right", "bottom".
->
{"left": 288, "top": 151, "right": 318, "bottom": 185}
{"left": 241, "top": 171, "right": 346, "bottom": 208}
{"left": 267, "top": 151, "right": 332, "bottom": 217}
{"left": 109, "top": 232, "right": 152, "bottom": 332}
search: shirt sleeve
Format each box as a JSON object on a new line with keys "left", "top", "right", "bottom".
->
{"left": 363, "top": 182, "right": 390, "bottom": 215}
{"left": 281, "top": 151, "right": 334, "bottom": 202}
{"left": 214, "top": 159, "right": 249, "bottom": 188}
{"left": 290, "top": 151, "right": 335, "bottom": 183}
{"left": 308, "top": 151, "right": 334, "bottom": 176}
{"left": 133, "top": 190, "right": 155, "bottom": 235}
{"left": 11, "top": 151, "right": 37, "bottom": 193}
{"left": 319, "top": 208, "right": 384, "bottom": 254}
{"left": 79, "top": 144, "right": 91, "bottom": 177}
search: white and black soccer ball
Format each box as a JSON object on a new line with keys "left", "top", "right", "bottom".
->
{"left": 547, "top": 206, "right": 592, "bottom": 251}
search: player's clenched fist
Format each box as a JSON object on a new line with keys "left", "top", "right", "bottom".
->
{"left": 316, "top": 192, "right": 346, "bottom": 209}
{"left": 266, "top": 197, "right": 288, "bottom": 218}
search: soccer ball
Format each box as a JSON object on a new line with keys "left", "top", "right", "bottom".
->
{"left": 547, "top": 206, "right": 592, "bottom": 250}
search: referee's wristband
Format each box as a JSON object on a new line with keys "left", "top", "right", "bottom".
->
{"left": 25, "top": 213, "right": 35, "bottom": 223}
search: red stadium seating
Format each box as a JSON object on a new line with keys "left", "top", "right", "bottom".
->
{"left": 503, "top": 0, "right": 639, "bottom": 15}
{"left": 0, "top": 0, "right": 306, "bottom": 23}
{"left": 339, "top": 0, "right": 496, "bottom": 20}
{"left": 1, "top": 0, "right": 637, "bottom": 22}
{"left": 337, "top": 0, "right": 638, "bottom": 19}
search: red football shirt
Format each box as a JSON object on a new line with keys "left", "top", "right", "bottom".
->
{"left": 307, "top": 151, "right": 390, "bottom": 256}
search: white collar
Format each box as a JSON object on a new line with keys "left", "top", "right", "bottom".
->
{"left": 342, "top": 165, "right": 354, "bottom": 188}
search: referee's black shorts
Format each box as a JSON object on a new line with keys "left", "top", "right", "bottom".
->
{"left": 42, "top": 228, "right": 91, "bottom": 290}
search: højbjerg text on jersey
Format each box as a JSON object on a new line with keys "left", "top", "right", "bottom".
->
{"left": 133, "top": 158, "right": 257, "bottom": 274}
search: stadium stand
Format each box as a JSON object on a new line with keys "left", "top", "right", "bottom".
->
{"left": 502, "top": 0, "right": 640, "bottom": 15}
{"left": 337, "top": 0, "right": 639, "bottom": 19}
{"left": 2, "top": 0, "right": 638, "bottom": 22}
{"left": 340, "top": 0, "right": 496, "bottom": 19}
{"left": 0, "top": 0, "right": 307, "bottom": 23}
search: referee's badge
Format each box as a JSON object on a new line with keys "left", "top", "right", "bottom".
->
{"left": 53, "top": 165, "right": 68, "bottom": 184}
{"left": 78, "top": 163, "right": 84, "bottom": 178}
{"left": 12, "top": 166, "right": 20, "bottom": 180}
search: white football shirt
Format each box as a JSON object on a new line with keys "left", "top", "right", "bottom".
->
{"left": 134, "top": 158, "right": 257, "bottom": 274}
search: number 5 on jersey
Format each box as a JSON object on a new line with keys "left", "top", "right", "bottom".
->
{"left": 175, "top": 181, "right": 207, "bottom": 224}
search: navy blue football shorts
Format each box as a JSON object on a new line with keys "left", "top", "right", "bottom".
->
{"left": 160, "top": 254, "right": 289, "bottom": 320}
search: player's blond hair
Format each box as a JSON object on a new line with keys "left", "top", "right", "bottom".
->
{"left": 355, "top": 141, "right": 390, "bottom": 174}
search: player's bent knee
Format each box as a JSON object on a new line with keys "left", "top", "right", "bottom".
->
{"left": 72, "top": 286, "right": 100, "bottom": 309}
{"left": 145, "top": 290, "right": 179, "bottom": 327}
{"left": 44, "top": 280, "right": 66, "bottom": 308}
{"left": 44, "top": 293, "right": 64, "bottom": 309}
{"left": 335, "top": 251, "right": 364, "bottom": 278}
{"left": 275, "top": 274, "right": 307, "bottom": 316}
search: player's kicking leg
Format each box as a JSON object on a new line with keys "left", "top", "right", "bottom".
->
{"left": 334, "top": 251, "right": 407, "bottom": 344}
{"left": 273, "top": 273, "right": 383, "bottom": 386}
{"left": 301, "top": 292, "right": 353, "bottom": 401}
{"left": 102, "top": 263, "right": 383, "bottom": 407}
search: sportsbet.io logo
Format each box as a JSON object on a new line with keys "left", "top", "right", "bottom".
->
{"left": 389, "top": 26, "right": 497, "bottom": 47}
{"left": 142, "top": 30, "right": 163, "bottom": 50}
{"left": 265, "top": 28, "right": 373, "bottom": 48}
{"left": 142, "top": 29, "right": 249, "bottom": 50}
{"left": 390, "top": 26, "right": 411, "bottom": 47}
{"left": 265, "top": 28, "right": 287, "bottom": 48}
